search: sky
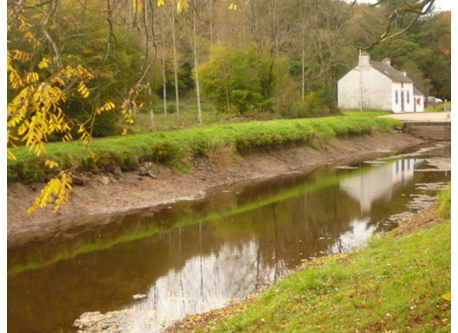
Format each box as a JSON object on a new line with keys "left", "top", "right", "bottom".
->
{"left": 359, "top": 0, "right": 452, "bottom": 11}
{"left": 435, "top": 0, "right": 452, "bottom": 11}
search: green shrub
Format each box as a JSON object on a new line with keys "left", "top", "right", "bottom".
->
{"left": 437, "top": 185, "right": 451, "bottom": 219}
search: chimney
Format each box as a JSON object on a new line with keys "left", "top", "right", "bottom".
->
{"left": 400, "top": 71, "right": 407, "bottom": 77}
{"left": 382, "top": 58, "right": 391, "bottom": 66}
{"left": 359, "top": 50, "right": 370, "bottom": 67}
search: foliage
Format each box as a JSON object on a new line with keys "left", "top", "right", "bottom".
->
{"left": 284, "top": 89, "right": 333, "bottom": 119}
{"left": 436, "top": 185, "right": 451, "bottom": 219}
{"left": 210, "top": 219, "right": 451, "bottom": 332}
{"left": 367, "top": 9, "right": 450, "bottom": 100}
{"left": 199, "top": 45, "right": 292, "bottom": 115}
{"left": 7, "top": 0, "right": 156, "bottom": 213}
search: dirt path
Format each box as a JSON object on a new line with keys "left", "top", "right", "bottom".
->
{"left": 7, "top": 132, "right": 424, "bottom": 246}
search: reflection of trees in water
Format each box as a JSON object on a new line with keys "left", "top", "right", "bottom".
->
{"left": 214, "top": 184, "right": 363, "bottom": 272}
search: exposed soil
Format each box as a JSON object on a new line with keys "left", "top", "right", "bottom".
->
{"left": 7, "top": 132, "right": 425, "bottom": 246}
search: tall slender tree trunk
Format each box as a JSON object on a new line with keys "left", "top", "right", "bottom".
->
{"left": 148, "top": 83, "right": 157, "bottom": 131}
{"left": 161, "top": 21, "right": 168, "bottom": 119}
{"left": 171, "top": 3, "right": 180, "bottom": 121}
{"left": 301, "top": 39, "right": 306, "bottom": 102}
{"left": 193, "top": 9, "right": 203, "bottom": 125}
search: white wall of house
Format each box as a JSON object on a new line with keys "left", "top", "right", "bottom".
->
{"left": 391, "top": 82, "right": 418, "bottom": 113}
{"left": 413, "top": 94, "right": 424, "bottom": 112}
{"left": 362, "top": 68, "right": 392, "bottom": 111}
{"left": 338, "top": 66, "right": 392, "bottom": 111}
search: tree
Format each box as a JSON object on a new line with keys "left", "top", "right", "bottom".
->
{"left": 7, "top": 0, "right": 155, "bottom": 213}
{"left": 7, "top": 0, "right": 107, "bottom": 213}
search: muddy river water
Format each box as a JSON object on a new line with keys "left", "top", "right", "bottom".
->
{"left": 7, "top": 142, "right": 450, "bottom": 333}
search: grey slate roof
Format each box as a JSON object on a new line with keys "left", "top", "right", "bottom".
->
{"left": 370, "top": 61, "right": 413, "bottom": 83}
{"left": 413, "top": 86, "right": 424, "bottom": 96}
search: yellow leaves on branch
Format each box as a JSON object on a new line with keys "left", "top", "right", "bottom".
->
{"left": 8, "top": 82, "right": 68, "bottom": 157}
{"left": 121, "top": 109, "right": 135, "bottom": 124}
{"left": 97, "top": 102, "right": 116, "bottom": 114}
{"left": 78, "top": 82, "right": 90, "bottom": 98}
{"left": 28, "top": 172, "right": 73, "bottom": 215}
{"left": 133, "top": 0, "right": 144, "bottom": 13}
{"left": 8, "top": 50, "right": 102, "bottom": 214}
{"left": 156, "top": 0, "right": 237, "bottom": 11}
{"left": 7, "top": 52, "right": 96, "bottom": 161}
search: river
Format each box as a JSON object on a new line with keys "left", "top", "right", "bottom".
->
{"left": 7, "top": 142, "right": 450, "bottom": 333}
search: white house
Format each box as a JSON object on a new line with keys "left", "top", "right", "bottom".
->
{"left": 338, "top": 51, "right": 424, "bottom": 113}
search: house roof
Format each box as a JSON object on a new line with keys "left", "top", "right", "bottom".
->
{"left": 370, "top": 61, "right": 413, "bottom": 84}
{"left": 413, "top": 86, "right": 424, "bottom": 96}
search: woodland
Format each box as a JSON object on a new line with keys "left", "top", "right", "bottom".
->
{"left": 7, "top": 0, "right": 451, "bottom": 212}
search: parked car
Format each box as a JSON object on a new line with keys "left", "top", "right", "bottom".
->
{"left": 426, "top": 96, "right": 442, "bottom": 103}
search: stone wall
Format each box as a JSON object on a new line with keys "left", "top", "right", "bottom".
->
{"left": 403, "top": 122, "right": 451, "bottom": 141}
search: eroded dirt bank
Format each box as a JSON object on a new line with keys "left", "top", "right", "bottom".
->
{"left": 7, "top": 132, "right": 424, "bottom": 245}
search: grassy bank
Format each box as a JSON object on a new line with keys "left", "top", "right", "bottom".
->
{"left": 178, "top": 187, "right": 451, "bottom": 333}
{"left": 7, "top": 116, "right": 402, "bottom": 182}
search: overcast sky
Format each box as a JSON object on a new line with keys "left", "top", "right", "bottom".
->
{"left": 358, "top": 0, "right": 452, "bottom": 11}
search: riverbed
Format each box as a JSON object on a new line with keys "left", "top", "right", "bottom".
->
{"left": 7, "top": 140, "right": 450, "bottom": 333}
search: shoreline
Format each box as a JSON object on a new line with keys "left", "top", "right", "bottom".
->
{"left": 7, "top": 132, "right": 425, "bottom": 247}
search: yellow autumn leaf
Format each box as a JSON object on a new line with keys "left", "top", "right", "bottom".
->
{"left": 7, "top": 149, "right": 17, "bottom": 161}
{"left": 133, "top": 0, "right": 143, "bottom": 13}
{"left": 38, "top": 58, "right": 49, "bottom": 69}
{"left": 442, "top": 293, "right": 451, "bottom": 301}
{"left": 45, "top": 159, "right": 59, "bottom": 169}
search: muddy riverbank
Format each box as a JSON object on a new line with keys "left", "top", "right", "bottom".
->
{"left": 7, "top": 132, "right": 426, "bottom": 246}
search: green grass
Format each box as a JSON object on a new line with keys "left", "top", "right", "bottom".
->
{"left": 203, "top": 188, "right": 452, "bottom": 332}
{"left": 209, "top": 216, "right": 450, "bottom": 332}
{"left": 424, "top": 107, "right": 447, "bottom": 113}
{"left": 341, "top": 110, "right": 393, "bottom": 117}
{"left": 437, "top": 185, "right": 451, "bottom": 219}
{"left": 7, "top": 116, "right": 403, "bottom": 181}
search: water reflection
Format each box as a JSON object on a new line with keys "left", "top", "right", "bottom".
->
{"left": 340, "top": 159, "right": 423, "bottom": 213}
{"left": 330, "top": 217, "right": 376, "bottom": 254}
{"left": 7, "top": 148, "right": 450, "bottom": 333}
{"left": 130, "top": 240, "right": 278, "bottom": 331}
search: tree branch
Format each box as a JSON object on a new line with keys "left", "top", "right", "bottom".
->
{"left": 365, "top": 0, "right": 435, "bottom": 50}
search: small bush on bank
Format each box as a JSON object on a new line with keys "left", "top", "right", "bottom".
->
{"left": 437, "top": 185, "right": 451, "bottom": 219}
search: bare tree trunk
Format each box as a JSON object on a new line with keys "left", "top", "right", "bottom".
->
{"left": 193, "top": 8, "right": 203, "bottom": 125}
{"left": 148, "top": 83, "right": 157, "bottom": 130}
{"left": 171, "top": 3, "right": 180, "bottom": 122}
{"left": 301, "top": 40, "right": 305, "bottom": 102}
{"left": 161, "top": 20, "right": 168, "bottom": 119}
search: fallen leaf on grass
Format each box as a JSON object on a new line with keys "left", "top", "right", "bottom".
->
{"left": 441, "top": 293, "right": 451, "bottom": 301}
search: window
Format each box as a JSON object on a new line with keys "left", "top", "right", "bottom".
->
{"left": 407, "top": 91, "right": 410, "bottom": 104}
{"left": 395, "top": 91, "right": 398, "bottom": 104}
{"left": 401, "top": 82, "right": 404, "bottom": 88}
